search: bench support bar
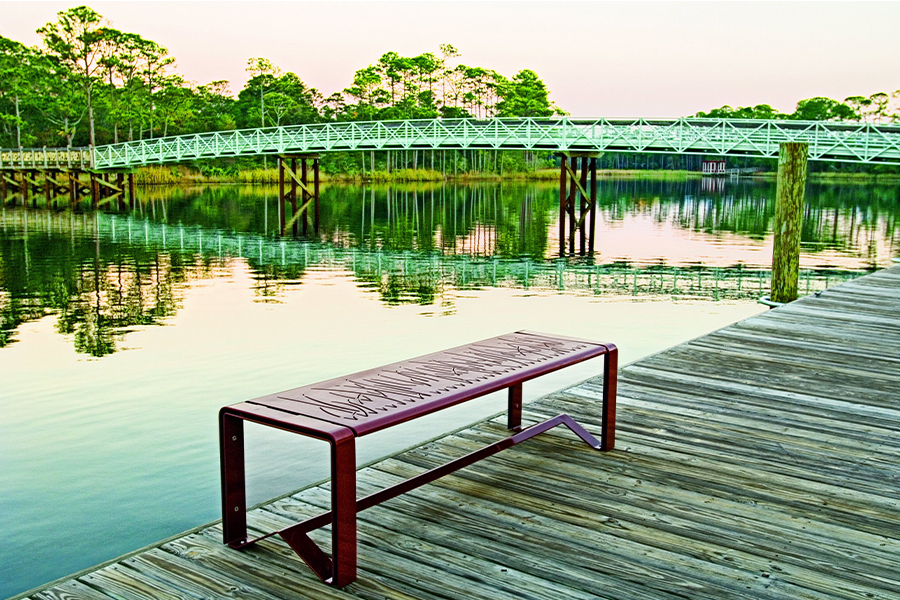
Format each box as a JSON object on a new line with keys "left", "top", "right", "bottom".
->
{"left": 235, "top": 412, "right": 600, "bottom": 586}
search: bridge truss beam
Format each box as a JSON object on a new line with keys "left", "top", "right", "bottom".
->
{"left": 84, "top": 117, "right": 900, "bottom": 170}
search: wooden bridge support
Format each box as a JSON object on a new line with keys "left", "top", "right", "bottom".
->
{"left": 558, "top": 153, "right": 598, "bottom": 257}
{"left": 278, "top": 154, "right": 320, "bottom": 236}
{"left": 0, "top": 169, "right": 136, "bottom": 209}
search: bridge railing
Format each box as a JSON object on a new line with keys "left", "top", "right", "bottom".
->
{"left": 70, "top": 117, "right": 900, "bottom": 170}
{"left": 0, "top": 147, "right": 93, "bottom": 170}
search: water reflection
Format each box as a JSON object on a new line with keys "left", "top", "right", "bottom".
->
{"left": 1, "top": 178, "right": 897, "bottom": 356}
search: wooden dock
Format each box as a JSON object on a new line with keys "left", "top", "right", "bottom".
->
{"left": 21, "top": 266, "right": 900, "bottom": 600}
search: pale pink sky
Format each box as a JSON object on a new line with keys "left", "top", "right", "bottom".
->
{"left": 2, "top": 1, "right": 899, "bottom": 117}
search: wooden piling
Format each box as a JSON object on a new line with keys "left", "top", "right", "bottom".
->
{"left": 290, "top": 158, "right": 298, "bottom": 234}
{"left": 558, "top": 156, "right": 567, "bottom": 257}
{"left": 579, "top": 157, "right": 589, "bottom": 255}
{"left": 567, "top": 160, "right": 577, "bottom": 255}
{"left": 69, "top": 171, "right": 77, "bottom": 208}
{"left": 313, "top": 158, "right": 320, "bottom": 234}
{"left": 278, "top": 156, "right": 286, "bottom": 234}
{"left": 43, "top": 172, "right": 52, "bottom": 206}
{"left": 301, "top": 158, "right": 308, "bottom": 235}
{"left": 589, "top": 157, "right": 597, "bottom": 256}
{"left": 90, "top": 173, "right": 99, "bottom": 208}
{"left": 771, "top": 142, "right": 808, "bottom": 303}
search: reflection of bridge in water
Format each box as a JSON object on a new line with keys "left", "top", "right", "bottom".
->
{"left": 1, "top": 208, "right": 865, "bottom": 303}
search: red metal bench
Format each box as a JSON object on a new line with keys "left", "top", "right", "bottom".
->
{"left": 220, "top": 331, "right": 617, "bottom": 587}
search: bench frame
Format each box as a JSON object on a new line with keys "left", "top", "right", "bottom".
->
{"left": 220, "top": 332, "right": 617, "bottom": 587}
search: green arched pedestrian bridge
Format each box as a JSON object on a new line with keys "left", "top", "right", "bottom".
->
{"left": 4, "top": 117, "right": 900, "bottom": 170}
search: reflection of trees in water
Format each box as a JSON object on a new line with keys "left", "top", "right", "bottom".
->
{"left": 54, "top": 255, "right": 182, "bottom": 357}
{"left": 128, "top": 179, "right": 899, "bottom": 262}
{"left": 2, "top": 178, "right": 896, "bottom": 354}
{"left": 0, "top": 218, "right": 225, "bottom": 355}
{"left": 594, "top": 178, "right": 898, "bottom": 260}
{"left": 325, "top": 183, "right": 554, "bottom": 259}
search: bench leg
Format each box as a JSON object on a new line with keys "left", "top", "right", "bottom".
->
{"left": 331, "top": 435, "right": 357, "bottom": 587}
{"left": 279, "top": 433, "right": 357, "bottom": 587}
{"left": 220, "top": 413, "right": 247, "bottom": 547}
{"left": 601, "top": 344, "right": 618, "bottom": 451}
{"left": 507, "top": 383, "right": 523, "bottom": 431}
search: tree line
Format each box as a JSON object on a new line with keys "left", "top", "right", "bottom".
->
{"left": 0, "top": 5, "right": 560, "bottom": 151}
{"left": 2, "top": 5, "right": 897, "bottom": 177}
{"left": 695, "top": 92, "right": 900, "bottom": 123}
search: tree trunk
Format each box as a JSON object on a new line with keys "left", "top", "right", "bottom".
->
{"left": 771, "top": 142, "right": 808, "bottom": 303}
{"left": 87, "top": 85, "right": 96, "bottom": 146}
{"left": 14, "top": 95, "right": 22, "bottom": 147}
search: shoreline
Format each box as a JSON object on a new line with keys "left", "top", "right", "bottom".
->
{"left": 132, "top": 166, "right": 900, "bottom": 186}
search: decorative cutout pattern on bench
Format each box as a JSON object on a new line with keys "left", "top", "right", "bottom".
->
{"left": 249, "top": 332, "right": 596, "bottom": 434}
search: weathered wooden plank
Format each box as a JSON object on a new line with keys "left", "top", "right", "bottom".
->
{"left": 436, "top": 426, "right": 900, "bottom": 571}
{"left": 520, "top": 403, "right": 900, "bottom": 523}
{"left": 261, "top": 495, "right": 604, "bottom": 600}
{"left": 551, "top": 389, "right": 900, "bottom": 466}
{"left": 380, "top": 436, "right": 898, "bottom": 593}
{"left": 161, "top": 532, "right": 353, "bottom": 600}
{"left": 31, "top": 580, "right": 116, "bottom": 600}
{"left": 76, "top": 563, "right": 190, "bottom": 600}
{"left": 621, "top": 359, "right": 900, "bottom": 410}
{"left": 356, "top": 463, "right": 860, "bottom": 600}
{"left": 121, "top": 548, "right": 284, "bottom": 600}
{"left": 400, "top": 423, "right": 900, "bottom": 561}
{"left": 371, "top": 453, "right": 898, "bottom": 600}
{"left": 571, "top": 378, "right": 900, "bottom": 442}
{"left": 291, "top": 477, "right": 710, "bottom": 600}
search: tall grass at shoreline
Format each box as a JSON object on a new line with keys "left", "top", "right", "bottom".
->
{"left": 134, "top": 165, "right": 900, "bottom": 186}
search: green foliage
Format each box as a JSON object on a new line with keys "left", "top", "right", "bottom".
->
{"left": 7, "top": 3, "right": 900, "bottom": 182}
{"left": 3, "top": 5, "right": 565, "bottom": 153}
{"left": 696, "top": 91, "right": 900, "bottom": 124}
{"left": 496, "top": 70, "right": 557, "bottom": 118}
{"left": 791, "top": 97, "right": 857, "bottom": 121}
{"left": 695, "top": 104, "right": 787, "bottom": 120}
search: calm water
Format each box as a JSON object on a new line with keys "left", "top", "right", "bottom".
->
{"left": 1, "top": 178, "right": 897, "bottom": 598}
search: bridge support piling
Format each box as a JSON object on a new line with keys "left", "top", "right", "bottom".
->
{"left": 278, "top": 154, "right": 320, "bottom": 237}
{"left": 0, "top": 167, "right": 97, "bottom": 208}
{"left": 558, "top": 153, "right": 599, "bottom": 257}
{"left": 116, "top": 173, "right": 125, "bottom": 210}
{"left": 90, "top": 174, "right": 99, "bottom": 208}
{"left": 44, "top": 172, "right": 52, "bottom": 207}
{"left": 771, "top": 142, "right": 808, "bottom": 303}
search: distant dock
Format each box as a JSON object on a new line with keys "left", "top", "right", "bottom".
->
{"left": 16, "top": 265, "right": 900, "bottom": 600}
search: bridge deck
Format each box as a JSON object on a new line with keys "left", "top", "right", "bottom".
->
{"left": 20, "top": 266, "right": 900, "bottom": 600}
